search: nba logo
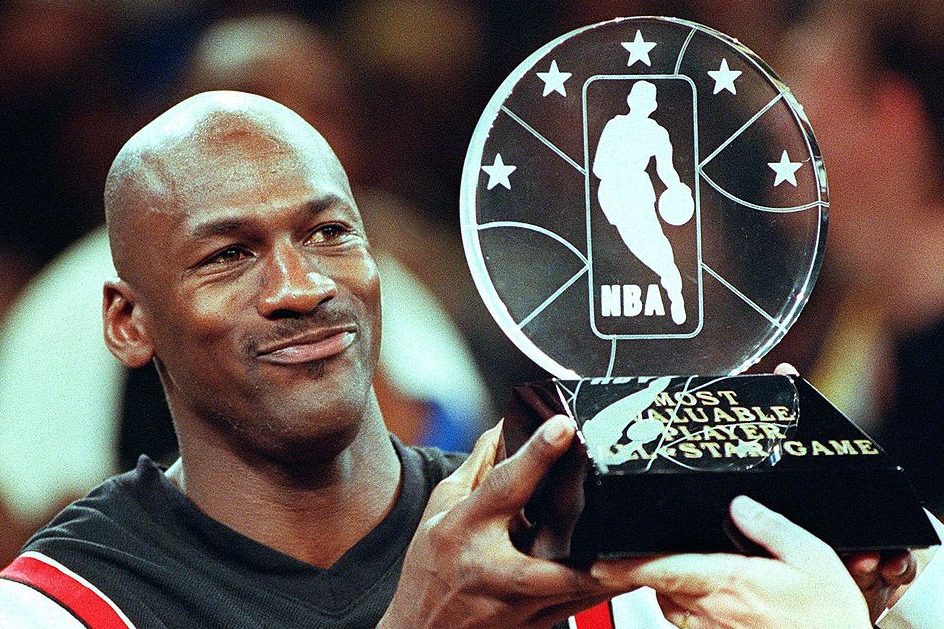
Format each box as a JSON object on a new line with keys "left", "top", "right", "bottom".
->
{"left": 585, "top": 76, "right": 703, "bottom": 339}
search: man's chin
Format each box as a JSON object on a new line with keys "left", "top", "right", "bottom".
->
{"left": 251, "top": 396, "right": 368, "bottom": 461}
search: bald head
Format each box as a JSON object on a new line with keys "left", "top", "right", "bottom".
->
{"left": 104, "top": 91, "right": 350, "bottom": 281}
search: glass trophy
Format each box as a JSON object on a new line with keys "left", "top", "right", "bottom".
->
{"left": 460, "top": 16, "right": 939, "bottom": 559}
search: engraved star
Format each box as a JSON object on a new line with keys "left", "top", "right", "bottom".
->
{"left": 621, "top": 30, "right": 656, "bottom": 67}
{"left": 481, "top": 153, "right": 516, "bottom": 190}
{"left": 707, "top": 58, "right": 742, "bottom": 95}
{"left": 536, "top": 59, "right": 572, "bottom": 97}
{"left": 768, "top": 150, "right": 802, "bottom": 187}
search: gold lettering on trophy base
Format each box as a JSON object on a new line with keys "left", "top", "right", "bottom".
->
{"left": 580, "top": 387, "right": 883, "bottom": 463}
{"left": 779, "top": 440, "right": 881, "bottom": 457}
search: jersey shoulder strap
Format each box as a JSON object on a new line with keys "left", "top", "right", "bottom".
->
{"left": 571, "top": 601, "right": 615, "bottom": 628}
{"left": 0, "top": 551, "right": 135, "bottom": 629}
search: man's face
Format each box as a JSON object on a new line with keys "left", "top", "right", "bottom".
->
{"left": 130, "top": 130, "right": 380, "bottom": 460}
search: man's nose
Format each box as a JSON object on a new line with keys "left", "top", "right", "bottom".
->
{"left": 257, "top": 243, "right": 337, "bottom": 318}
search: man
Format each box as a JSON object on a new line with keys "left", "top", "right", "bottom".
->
{"left": 0, "top": 91, "right": 935, "bottom": 628}
{"left": 0, "top": 90, "right": 628, "bottom": 627}
{"left": 0, "top": 15, "right": 490, "bottom": 571}
{"left": 592, "top": 80, "right": 694, "bottom": 326}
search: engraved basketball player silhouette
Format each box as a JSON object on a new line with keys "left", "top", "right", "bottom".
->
{"left": 593, "top": 81, "right": 694, "bottom": 325}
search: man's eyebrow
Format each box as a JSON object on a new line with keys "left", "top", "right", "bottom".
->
{"left": 187, "top": 217, "right": 250, "bottom": 240}
{"left": 185, "top": 195, "right": 350, "bottom": 241}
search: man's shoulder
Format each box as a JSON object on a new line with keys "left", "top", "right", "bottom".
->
{"left": 21, "top": 456, "right": 162, "bottom": 571}
{"left": 0, "top": 552, "right": 135, "bottom": 628}
{"left": 3, "top": 460, "right": 148, "bottom": 625}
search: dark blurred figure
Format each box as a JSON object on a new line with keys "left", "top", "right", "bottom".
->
{"left": 763, "top": 0, "right": 944, "bottom": 512}
{"left": 0, "top": 1, "right": 131, "bottom": 265}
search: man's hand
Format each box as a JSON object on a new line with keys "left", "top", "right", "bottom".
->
{"left": 843, "top": 550, "right": 916, "bottom": 620}
{"left": 379, "top": 416, "right": 638, "bottom": 629}
{"left": 774, "top": 361, "right": 918, "bottom": 620}
{"left": 595, "top": 496, "right": 873, "bottom": 629}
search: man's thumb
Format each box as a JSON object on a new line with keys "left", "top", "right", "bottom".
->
{"left": 422, "top": 420, "right": 504, "bottom": 519}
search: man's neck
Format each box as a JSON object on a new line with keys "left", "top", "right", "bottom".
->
{"left": 167, "top": 402, "right": 401, "bottom": 568}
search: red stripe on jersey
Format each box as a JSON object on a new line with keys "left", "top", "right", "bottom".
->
{"left": 1, "top": 554, "right": 130, "bottom": 629}
{"left": 573, "top": 600, "right": 615, "bottom": 629}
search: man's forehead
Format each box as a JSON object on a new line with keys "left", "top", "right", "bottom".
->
{"left": 105, "top": 92, "right": 354, "bottom": 274}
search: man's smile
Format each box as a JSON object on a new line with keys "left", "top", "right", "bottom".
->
{"left": 256, "top": 325, "right": 357, "bottom": 364}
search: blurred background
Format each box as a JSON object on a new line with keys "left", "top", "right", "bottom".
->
{"left": 1, "top": 0, "right": 943, "bottom": 564}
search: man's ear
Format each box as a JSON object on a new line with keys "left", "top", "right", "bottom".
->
{"left": 103, "top": 279, "right": 154, "bottom": 368}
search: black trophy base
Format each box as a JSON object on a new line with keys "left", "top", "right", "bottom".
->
{"left": 504, "top": 375, "right": 940, "bottom": 562}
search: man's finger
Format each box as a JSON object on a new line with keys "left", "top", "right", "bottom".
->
{"left": 467, "top": 414, "right": 576, "bottom": 519}
{"left": 879, "top": 551, "right": 916, "bottom": 587}
{"left": 422, "top": 420, "right": 504, "bottom": 518}
{"left": 844, "top": 552, "right": 881, "bottom": 577}
{"left": 660, "top": 597, "right": 715, "bottom": 629}
{"left": 590, "top": 554, "right": 740, "bottom": 596}
{"left": 494, "top": 555, "right": 602, "bottom": 599}
{"left": 728, "top": 495, "right": 833, "bottom": 564}
{"left": 843, "top": 552, "right": 882, "bottom": 596}
{"left": 774, "top": 362, "right": 800, "bottom": 376}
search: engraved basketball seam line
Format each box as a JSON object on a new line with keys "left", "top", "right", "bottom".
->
{"left": 644, "top": 375, "right": 695, "bottom": 471}
{"left": 701, "top": 263, "right": 787, "bottom": 332}
{"left": 699, "top": 92, "right": 784, "bottom": 168}
{"left": 605, "top": 339, "right": 617, "bottom": 378}
{"left": 673, "top": 27, "right": 697, "bottom": 75}
{"left": 693, "top": 18, "right": 828, "bottom": 371}
{"left": 518, "top": 266, "right": 589, "bottom": 329}
{"left": 572, "top": 378, "right": 585, "bottom": 413}
{"left": 698, "top": 170, "right": 825, "bottom": 213}
{"left": 499, "top": 105, "right": 586, "bottom": 175}
{"left": 477, "top": 221, "right": 589, "bottom": 264}
{"left": 556, "top": 381, "right": 577, "bottom": 399}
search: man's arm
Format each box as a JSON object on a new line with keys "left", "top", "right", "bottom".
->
{"left": 595, "top": 496, "right": 874, "bottom": 629}
{"left": 379, "top": 417, "right": 646, "bottom": 629}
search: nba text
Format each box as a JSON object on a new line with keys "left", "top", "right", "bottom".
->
{"left": 599, "top": 284, "right": 670, "bottom": 317}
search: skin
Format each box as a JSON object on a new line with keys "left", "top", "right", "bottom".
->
{"left": 102, "top": 91, "right": 397, "bottom": 567}
{"left": 597, "top": 495, "right": 874, "bottom": 629}
{"left": 380, "top": 416, "right": 648, "bottom": 629}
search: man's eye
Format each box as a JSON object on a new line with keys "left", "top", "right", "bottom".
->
{"left": 308, "top": 223, "right": 353, "bottom": 244}
{"left": 206, "top": 246, "right": 250, "bottom": 265}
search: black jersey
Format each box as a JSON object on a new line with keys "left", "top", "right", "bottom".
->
{"left": 7, "top": 439, "right": 463, "bottom": 628}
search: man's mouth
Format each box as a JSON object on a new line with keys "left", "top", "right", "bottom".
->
{"left": 256, "top": 326, "right": 357, "bottom": 365}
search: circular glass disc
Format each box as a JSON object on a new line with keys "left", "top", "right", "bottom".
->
{"left": 461, "top": 16, "right": 828, "bottom": 379}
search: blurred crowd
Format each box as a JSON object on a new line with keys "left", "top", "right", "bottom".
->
{"left": 1, "top": 0, "right": 944, "bottom": 566}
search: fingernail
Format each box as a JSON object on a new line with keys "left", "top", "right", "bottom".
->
{"left": 893, "top": 557, "right": 909, "bottom": 576}
{"left": 730, "top": 495, "right": 760, "bottom": 519}
{"left": 543, "top": 415, "right": 574, "bottom": 446}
